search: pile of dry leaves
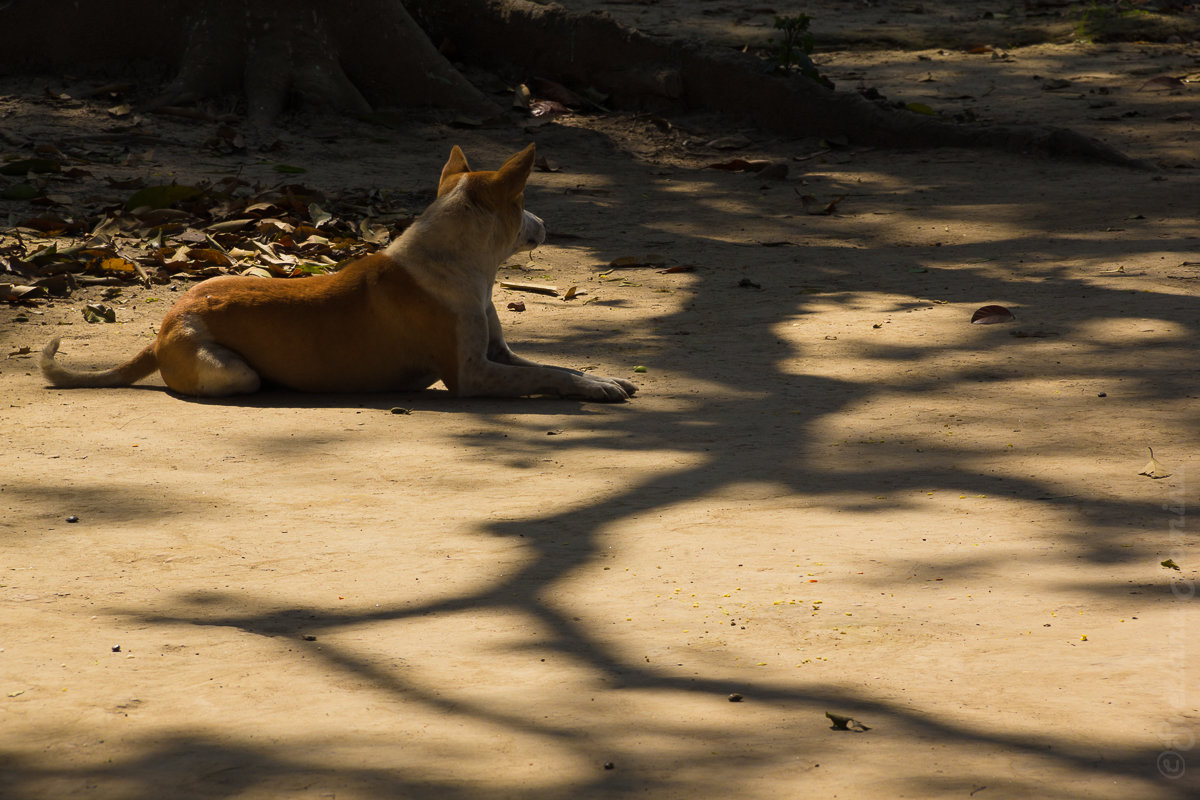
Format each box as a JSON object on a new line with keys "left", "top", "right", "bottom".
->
{"left": 1, "top": 144, "right": 412, "bottom": 305}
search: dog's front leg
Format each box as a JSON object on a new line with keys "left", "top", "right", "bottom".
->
{"left": 455, "top": 309, "right": 635, "bottom": 401}
{"left": 484, "top": 302, "right": 539, "bottom": 367}
{"left": 484, "top": 302, "right": 637, "bottom": 396}
{"left": 483, "top": 301, "right": 583, "bottom": 372}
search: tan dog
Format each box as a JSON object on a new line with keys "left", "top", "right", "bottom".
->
{"left": 41, "top": 144, "right": 636, "bottom": 402}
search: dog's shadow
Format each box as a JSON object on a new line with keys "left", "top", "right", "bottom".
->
{"left": 179, "top": 386, "right": 620, "bottom": 417}
{"left": 48, "top": 379, "right": 619, "bottom": 416}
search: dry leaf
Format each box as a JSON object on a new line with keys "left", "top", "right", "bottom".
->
{"left": 99, "top": 257, "right": 137, "bottom": 273}
{"left": 826, "top": 711, "right": 871, "bottom": 732}
{"left": 2, "top": 182, "right": 39, "bottom": 201}
{"left": 82, "top": 304, "right": 116, "bottom": 323}
{"left": 513, "top": 83, "right": 532, "bottom": 110}
{"left": 15, "top": 216, "right": 73, "bottom": 233}
{"left": 256, "top": 218, "right": 296, "bottom": 236}
{"left": 707, "top": 158, "right": 771, "bottom": 172}
{"left": 530, "top": 100, "right": 570, "bottom": 118}
{"left": 707, "top": 134, "right": 752, "bottom": 150}
{"left": 207, "top": 218, "right": 255, "bottom": 233}
{"left": 506, "top": 300, "right": 526, "bottom": 312}
{"left": 308, "top": 203, "right": 333, "bottom": 228}
{"left": 971, "top": 305, "right": 1015, "bottom": 324}
{"left": 165, "top": 244, "right": 192, "bottom": 264}
{"left": 1140, "top": 76, "right": 1185, "bottom": 91}
{"left": 531, "top": 77, "right": 584, "bottom": 107}
{"left": 0, "top": 158, "right": 60, "bottom": 176}
{"left": 189, "top": 248, "right": 232, "bottom": 267}
{"left": 125, "top": 184, "right": 202, "bottom": 211}
{"left": 6, "top": 285, "right": 47, "bottom": 300}
{"left": 243, "top": 201, "right": 279, "bottom": 215}
{"left": 1138, "top": 447, "right": 1171, "bottom": 479}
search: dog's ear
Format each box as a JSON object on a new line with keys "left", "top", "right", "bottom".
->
{"left": 438, "top": 146, "right": 472, "bottom": 197}
{"left": 495, "top": 144, "right": 536, "bottom": 199}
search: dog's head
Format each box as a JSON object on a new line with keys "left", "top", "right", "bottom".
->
{"left": 437, "top": 144, "right": 546, "bottom": 256}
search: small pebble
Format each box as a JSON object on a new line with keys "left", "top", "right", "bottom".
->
{"left": 728, "top": 693, "right": 744, "bottom": 702}
{"left": 302, "top": 635, "right": 317, "bottom": 641}
{"left": 66, "top": 515, "right": 79, "bottom": 523}
{"left": 603, "top": 762, "right": 615, "bottom": 770}
{"left": 1098, "top": 392, "right": 1107, "bottom": 397}
{"left": 112, "top": 645, "right": 121, "bottom": 653}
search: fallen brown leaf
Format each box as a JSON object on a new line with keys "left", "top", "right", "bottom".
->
{"left": 971, "top": 305, "right": 1015, "bottom": 324}
{"left": 1138, "top": 447, "right": 1172, "bottom": 479}
{"left": 530, "top": 100, "right": 571, "bottom": 118}
{"left": 706, "top": 158, "right": 771, "bottom": 172}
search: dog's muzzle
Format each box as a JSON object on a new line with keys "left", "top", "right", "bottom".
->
{"left": 520, "top": 210, "right": 546, "bottom": 251}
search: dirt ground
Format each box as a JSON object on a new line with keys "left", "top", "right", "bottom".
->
{"left": 2, "top": 1, "right": 1199, "bottom": 798}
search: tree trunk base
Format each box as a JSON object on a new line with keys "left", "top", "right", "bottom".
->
{"left": 1, "top": 0, "right": 499, "bottom": 125}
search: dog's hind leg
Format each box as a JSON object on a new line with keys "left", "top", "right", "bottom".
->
{"left": 156, "top": 318, "right": 262, "bottom": 397}
{"left": 160, "top": 340, "right": 261, "bottom": 397}
{"left": 192, "top": 343, "right": 261, "bottom": 396}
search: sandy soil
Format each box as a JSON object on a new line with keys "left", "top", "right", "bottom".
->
{"left": 2, "top": 2, "right": 1199, "bottom": 798}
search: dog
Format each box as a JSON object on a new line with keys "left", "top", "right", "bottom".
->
{"left": 41, "top": 144, "right": 637, "bottom": 402}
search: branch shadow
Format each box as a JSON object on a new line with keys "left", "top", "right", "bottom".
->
{"left": 5, "top": 82, "right": 1198, "bottom": 800}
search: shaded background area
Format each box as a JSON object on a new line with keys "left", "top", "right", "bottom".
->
{"left": 2, "top": 1, "right": 1198, "bottom": 798}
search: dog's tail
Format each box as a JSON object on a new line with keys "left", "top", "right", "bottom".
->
{"left": 41, "top": 338, "right": 159, "bottom": 388}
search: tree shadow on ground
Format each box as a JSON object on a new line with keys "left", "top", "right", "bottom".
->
{"left": 4, "top": 109, "right": 1197, "bottom": 798}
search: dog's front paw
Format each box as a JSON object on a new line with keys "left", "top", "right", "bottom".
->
{"left": 572, "top": 376, "right": 635, "bottom": 402}
{"left": 609, "top": 377, "right": 638, "bottom": 396}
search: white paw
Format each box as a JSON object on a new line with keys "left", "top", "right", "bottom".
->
{"left": 574, "top": 376, "right": 636, "bottom": 402}
{"left": 610, "top": 377, "right": 638, "bottom": 396}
